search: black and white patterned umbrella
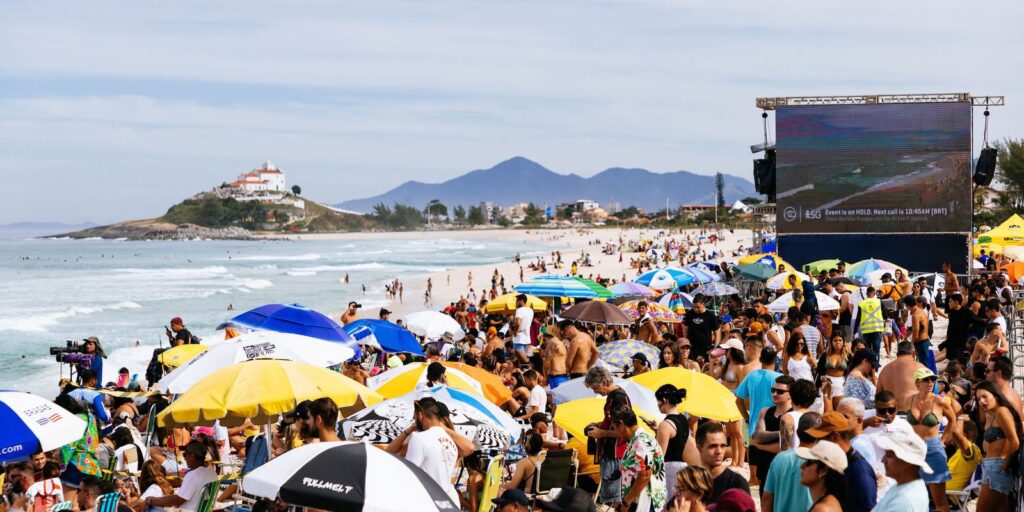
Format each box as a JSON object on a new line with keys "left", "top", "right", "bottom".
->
{"left": 242, "top": 441, "right": 459, "bottom": 512}
{"left": 340, "top": 386, "right": 521, "bottom": 451}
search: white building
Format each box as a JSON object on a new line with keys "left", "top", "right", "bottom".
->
{"left": 228, "top": 161, "right": 287, "bottom": 193}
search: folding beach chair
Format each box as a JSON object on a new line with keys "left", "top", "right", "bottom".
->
{"left": 49, "top": 501, "right": 74, "bottom": 512}
{"left": 532, "top": 449, "right": 579, "bottom": 499}
{"left": 478, "top": 454, "right": 505, "bottom": 512}
{"left": 195, "top": 480, "right": 222, "bottom": 512}
{"left": 946, "top": 465, "right": 982, "bottom": 511}
{"left": 95, "top": 492, "right": 121, "bottom": 512}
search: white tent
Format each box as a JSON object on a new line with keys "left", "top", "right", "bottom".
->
{"left": 730, "top": 200, "right": 751, "bottom": 212}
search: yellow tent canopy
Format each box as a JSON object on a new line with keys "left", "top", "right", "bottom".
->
{"left": 978, "top": 214, "right": 1024, "bottom": 245}
{"left": 974, "top": 242, "right": 1004, "bottom": 258}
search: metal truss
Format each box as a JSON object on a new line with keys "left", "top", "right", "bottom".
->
{"left": 756, "top": 93, "right": 1004, "bottom": 110}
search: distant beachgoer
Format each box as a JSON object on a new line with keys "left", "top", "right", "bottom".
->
{"left": 344, "top": 273, "right": 350, "bottom": 283}
{"left": 362, "top": 284, "right": 366, "bottom": 295}
{"left": 227, "top": 303, "right": 234, "bottom": 311}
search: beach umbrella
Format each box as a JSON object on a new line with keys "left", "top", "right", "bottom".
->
{"left": 367, "top": 362, "right": 502, "bottom": 404}
{"left": 515, "top": 275, "right": 599, "bottom": 298}
{"left": 553, "top": 398, "right": 656, "bottom": 441}
{"left": 573, "top": 277, "right": 614, "bottom": 299}
{"left": 158, "top": 344, "right": 210, "bottom": 368}
{"left": 231, "top": 303, "right": 358, "bottom": 349}
{"left": 156, "top": 331, "right": 357, "bottom": 394}
{"left": 1003, "top": 246, "right": 1024, "bottom": 261}
{"left": 630, "top": 367, "right": 742, "bottom": 421}
{"left": 802, "top": 259, "right": 841, "bottom": 275}
{"left": 619, "top": 300, "right": 681, "bottom": 323}
{"left": 440, "top": 362, "right": 513, "bottom": 406}
{"left": 688, "top": 261, "right": 720, "bottom": 272}
{"left": 401, "top": 311, "right": 465, "bottom": 341}
{"left": 737, "top": 253, "right": 792, "bottom": 272}
{"left": 340, "top": 386, "right": 522, "bottom": 450}
{"left": 765, "top": 270, "right": 813, "bottom": 290}
{"left": 608, "top": 282, "right": 657, "bottom": 297}
{"left": 734, "top": 262, "right": 778, "bottom": 281}
{"left": 342, "top": 319, "right": 424, "bottom": 355}
{"left": 0, "top": 391, "right": 88, "bottom": 464}
{"left": 598, "top": 339, "right": 661, "bottom": 370}
{"left": 550, "top": 377, "right": 662, "bottom": 416}
{"left": 242, "top": 441, "right": 460, "bottom": 512}
{"left": 767, "top": 291, "right": 841, "bottom": 314}
{"left": 691, "top": 282, "right": 740, "bottom": 297}
{"left": 1002, "top": 262, "right": 1024, "bottom": 282}
{"left": 657, "top": 291, "right": 693, "bottom": 313}
{"left": 685, "top": 266, "right": 721, "bottom": 284}
{"left": 846, "top": 259, "right": 907, "bottom": 285}
{"left": 913, "top": 273, "right": 944, "bottom": 290}
{"left": 480, "top": 293, "right": 548, "bottom": 315}
{"left": 973, "top": 259, "right": 986, "bottom": 270}
{"left": 560, "top": 301, "right": 632, "bottom": 325}
{"left": 157, "top": 359, "right": 382, "bottom": 427}
{"left": 633, "top": 267, "right": 695, "bottom": 289}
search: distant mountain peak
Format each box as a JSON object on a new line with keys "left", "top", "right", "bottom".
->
{"left": 336, "top": 157, "right": 754, "bottom": 212}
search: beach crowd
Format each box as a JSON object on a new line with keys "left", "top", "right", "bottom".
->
{"left": 3, "top": 229, "right": 1023, "bottom": 512}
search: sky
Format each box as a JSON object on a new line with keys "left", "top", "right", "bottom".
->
{"left": 2, "top": 0, "right": 1022, "bottom": 224}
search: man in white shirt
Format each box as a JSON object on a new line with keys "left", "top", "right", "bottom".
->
{"left": 512, "top": 294, "right": 535, "bottom": 360}
{"left": 145, "top": 440, "right": 217, "bottom": 511}
{"left": 402, "top": 397, "right": 460, "bottom": 504}
{"left": 519, "top": 370, "right": 546, "bottom": 419}
{"left": 872, "top": 429, "right": 932, "bottom": 511}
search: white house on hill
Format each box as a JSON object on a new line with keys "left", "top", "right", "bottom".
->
{"left": 228, "top": 161, "right": 287, "bottom": 193}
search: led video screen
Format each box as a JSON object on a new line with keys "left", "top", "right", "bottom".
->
{"left": 775, "top": 102, "right": 972, "bottom": 234}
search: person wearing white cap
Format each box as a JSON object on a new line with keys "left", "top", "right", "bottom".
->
{"left": 872, "top": 429, "right": 931, "bottom": 512}
{"left": 795, "top": 440, "right": 848, "bottom": 512}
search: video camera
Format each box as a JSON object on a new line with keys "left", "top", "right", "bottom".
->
{"left": 49, "top": 340, "right": 92, "bottom": 367}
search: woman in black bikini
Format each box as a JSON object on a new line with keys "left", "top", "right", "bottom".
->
{"left": 974, "top": 380, "right": 1022, "bottom": 512}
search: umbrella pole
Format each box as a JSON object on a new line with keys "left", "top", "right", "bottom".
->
{"left": 264, "top": 422, "right": 275, "bottom": 460}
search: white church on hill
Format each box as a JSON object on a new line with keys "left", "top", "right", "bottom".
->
{"left": 227, "top": 161, "right": 287, "bottom": 193}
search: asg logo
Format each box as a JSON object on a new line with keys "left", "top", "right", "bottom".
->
{"left": 783, "top": 207, "right": 798, "bottom": 222}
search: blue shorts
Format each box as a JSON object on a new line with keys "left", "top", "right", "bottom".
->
{"left": 548, "top": 375, "right": 569, "bottom": 389}
{"left": 981, "top": 457, "right": 1014, "bottom": 494}
{"left": 920, "top": 436, "right": 951, "bottom": 484}
{"left": 513, "top": 343, "right": 530, "bottom": 354}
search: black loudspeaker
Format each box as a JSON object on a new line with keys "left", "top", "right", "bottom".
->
{"left": 974, "top": 147, "right": 998, "bottom": 186}
{"left": 753, "top": 149, "right": 776, "bottom": 199}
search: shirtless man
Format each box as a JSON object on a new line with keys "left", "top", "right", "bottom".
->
{"left": 341, "top": 302, "right": 361, "bottom": 325}
{"left": 876, "top": 341, "right": 925, "bottom": 410}
{"left": 906, "top": 296, "right": 931, "bottom": 365}
{"left": 635, "top": 301, "right": 662, "bottom": 345}
{"left": 970, "top": 323, "right": 1002, "bottom": 366}
{"left": 342, "top": 360, "right": 369, "bottom": 385}
{"left": 561, "top": 320, "right": 598, "bottom": 378}
{"left": 542, "top": 333, "right": 569, "bottom": 389}
{"left": 942, "top": 262, "right": 959, "bottom": 309}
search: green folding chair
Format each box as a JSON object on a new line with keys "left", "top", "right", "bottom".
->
{"left": 49, "top": 501, "right": 74, "bottom": 512}
{"left": 194, "top": 480, "right": 222, "bottom": 512}
{"left": 95, "top": 492, "right": 121, "bottom": 512}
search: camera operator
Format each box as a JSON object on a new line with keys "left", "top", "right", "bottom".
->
{"left": 165, "top": 317, "right": 197, "bottom": 346}
{"left": 66, "top": 369, "right": 111, "bottom": 425}
{"left": 79, "top": 336, "right": 106, "bottom": 384}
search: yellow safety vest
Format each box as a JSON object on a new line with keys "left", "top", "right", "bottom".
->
{"left": 859, "top": 298, "right": 884, "bottom": 334}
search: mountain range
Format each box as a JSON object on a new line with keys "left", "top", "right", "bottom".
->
{"left": 334, "top": 157, "right": 756, "bottom": 213}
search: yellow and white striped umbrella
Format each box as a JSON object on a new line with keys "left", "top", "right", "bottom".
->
{"left": 366, "top": 362, "right": 495, "bottom": 403}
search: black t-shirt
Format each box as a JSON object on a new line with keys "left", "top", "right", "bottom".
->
{"left": 706, "top": 468, "right": 751, "bottom": 504}
{"left": 684, "top": 310, "right": 719, "bottom": 357}
{"left": 174, "top": 328, "right": 197, "bottom": 345}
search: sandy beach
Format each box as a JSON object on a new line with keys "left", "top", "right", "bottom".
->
{"left": 288, "top": 227, "right": 759, "bottom": 321}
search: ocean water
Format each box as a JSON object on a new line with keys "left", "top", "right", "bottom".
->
{"left": 0, "top": 235, "right": 548, "bottom": 395}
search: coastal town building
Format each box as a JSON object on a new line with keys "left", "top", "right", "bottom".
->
{"left": 227, "top": 161, "right": 287, "bottom": 193}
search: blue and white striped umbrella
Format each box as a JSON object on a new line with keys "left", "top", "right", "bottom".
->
{"left": 515, "top": 275, "right": 599, "bottom": 298}
{"left": 633, "top": 267, "right": 695, "bottom": 290}
{"left": 685, "top": 266, "right": 721, "bottom": 284}
{"left": 0, "top": 391, "right": 87, "bottom": 463}
{"left": 692, "top": 282, "right": 740, "bottom": 297}
{"left": 342, "top": 319, "right": 425, "bottom": 355}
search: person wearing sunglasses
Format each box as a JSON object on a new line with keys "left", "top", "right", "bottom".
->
{"left": 750, "top": 376, "right": 795, "bottom": 485}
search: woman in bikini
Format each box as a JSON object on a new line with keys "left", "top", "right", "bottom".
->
{"left": 905, "top": 368, "right": 958, "bottom": 512}
{"left": 974, "top": 380, "right": 1022, "bottom": 512}
{"left": 817, "top": 331, "right": 851, "bottom": 410}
